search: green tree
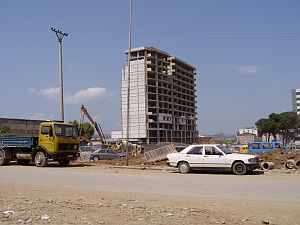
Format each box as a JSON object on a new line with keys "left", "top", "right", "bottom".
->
{"left": 277, "top": 111, "right": 299, "bottom": 145}
{"left": 256, "top": 111, "right": 300, "bottom": 145}
{"left": 0, "top": 124, "right": 14, "bottom": 136}
{"left": 255, "top": 118, "right": 272, "bottom": 141}
{"left": 69, "top": 120, "right": 94, "bottom": 139}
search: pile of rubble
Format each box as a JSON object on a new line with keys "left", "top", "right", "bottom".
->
{"left": 256, "top": 149, "right": 300, "bottom": 169}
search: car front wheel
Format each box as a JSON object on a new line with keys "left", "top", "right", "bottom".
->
{"left": 93, "top": 156, "right": 100, "bottom": 161}
{"left": 232, "top": 162, "right": 247, "bottom": 175}
{"left": 178, "top": 161, "right": 191, "bottom": 174}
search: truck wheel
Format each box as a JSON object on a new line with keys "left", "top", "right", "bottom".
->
{"left": 0, "top": 149, "right": 8, "bottom": 166}
{"left": 232, "top": 162, "right": 247, "bottom": 175}
{"left": 17, "top": 159, "right": 30, "bottom": 166}
{"left": 178, "top": 161, "right": 191, "bottom": 174}
{"left": 58, "top": 160, "right": 70, "bottom": 167}
{"left": 34, "top": 151, "right": 48, "bottom": 167}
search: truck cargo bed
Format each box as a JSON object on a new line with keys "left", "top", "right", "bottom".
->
{"left": 0, "top": 136, "right": 38, "bottom": 148}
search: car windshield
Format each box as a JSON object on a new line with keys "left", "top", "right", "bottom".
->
{"left": 217, "top": 145, "right": 233, "bottom": 154}
{"left": 55, "top": 124, "right": 78, "bottom": 138}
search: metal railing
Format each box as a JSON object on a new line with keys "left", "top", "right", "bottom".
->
{"left": 144, "top": 144, "right": 177, "bottom": 162}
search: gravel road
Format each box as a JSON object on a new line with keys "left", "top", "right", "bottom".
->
{"left": 0, "top": 165, "right": 299, "bottom": 225}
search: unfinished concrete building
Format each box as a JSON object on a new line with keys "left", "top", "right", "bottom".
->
{"left": 120, "top": 47, "right": 198, "bottom": 144}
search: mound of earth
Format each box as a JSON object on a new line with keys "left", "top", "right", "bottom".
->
{"left": 255, "top": 149, "right": 300, "bottom": 169}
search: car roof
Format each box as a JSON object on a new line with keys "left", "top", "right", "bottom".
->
{"left": 180, "top": 144, "right": 220, "bottom": 153}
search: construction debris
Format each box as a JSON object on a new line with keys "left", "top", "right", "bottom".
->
{"left": 261, "top": 162, "right": 275, "bottom": 170}
{"left": 284, "top": 159, "right": 297, "bottom": 170}
{"left": 256, "top": 149, "right": 300, "bottom": 169}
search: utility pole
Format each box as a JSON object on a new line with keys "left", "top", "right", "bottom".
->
{"left": 51, "top": 27, "right": 68, "bottom": 122}
{"left": 125, "top": 0, "right": 132, "bottom": 166}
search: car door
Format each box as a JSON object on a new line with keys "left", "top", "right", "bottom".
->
{"left": 96, "top": 149, "right": 106, "bottom": 160}
{"left": 184, "top": 146, "right": 204, "bottom": 168}
{"left": 107, "top": 150, "right": 117, "bottom": 159}
{"left": 203, "top": 146, "right": 226, "bottom": 168}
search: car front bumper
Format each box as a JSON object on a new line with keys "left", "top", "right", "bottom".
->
{"left": 245, "top": 163, "right": 260, "bottom": 170}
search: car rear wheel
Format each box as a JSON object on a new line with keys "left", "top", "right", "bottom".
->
{"left": 93, "top": 156, "right": 100, "bottom": 161}
{"left": 232, "top": 162, "right": 247, "bottom": 175}
{"left": 178, "top": 161, "right": 191, "bottom": 174}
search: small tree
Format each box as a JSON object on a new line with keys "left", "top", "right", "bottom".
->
{"left": 69, "top": 120, "right": 94, "bottom": 139}
{"left": 0, "top": 124, "right": 14, "bottom": 136}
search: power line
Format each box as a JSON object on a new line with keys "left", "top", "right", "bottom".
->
{"left": 64, "top": 28, "right": 300, "bottom": 39}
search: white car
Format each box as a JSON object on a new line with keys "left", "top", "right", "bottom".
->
{"left": 167, "top": 144, "right": 260, "bottom": 175}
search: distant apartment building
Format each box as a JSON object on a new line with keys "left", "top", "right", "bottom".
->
{"left": 292, "top": 88, "right": 300, "bottom": 115}
{"left": 113, "top": 47, "right": 198, "bottom": 144}
{"left": 236, "top": 127, "right": 258, "bottom": 145}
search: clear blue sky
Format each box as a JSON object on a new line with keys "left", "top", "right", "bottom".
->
{"left": 1, "top": 0, "right": 299, "bottom": 135}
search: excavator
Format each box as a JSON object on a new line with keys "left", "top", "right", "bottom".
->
{"left": 79, "top": 105, "right": 106, "bottom": 145}
{"left": 79, "top": 105, "right": 141, "bottom": 153}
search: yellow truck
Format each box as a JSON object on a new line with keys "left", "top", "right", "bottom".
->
{"left": 239, "top": 145, "right": 248, "bottom": 154}
{"left": 0, "top": 121, "right": 80, "bottom": 167}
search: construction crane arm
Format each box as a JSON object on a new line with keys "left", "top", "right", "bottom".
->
{"left": 79, "top": 105, "right": 106, "bottom": 144}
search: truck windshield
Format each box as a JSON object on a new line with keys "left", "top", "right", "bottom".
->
{"left": 55, "top": 124, "right": 78, "bottom": 138}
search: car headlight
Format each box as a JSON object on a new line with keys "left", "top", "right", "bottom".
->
{"left": 248, "top": 157, "right": 258, "bottom": 163}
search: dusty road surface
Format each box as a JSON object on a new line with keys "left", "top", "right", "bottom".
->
{"left": 0, "top": 164, "right": 299, "bottom": 225}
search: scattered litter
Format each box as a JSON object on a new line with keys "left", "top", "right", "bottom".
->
{"left": 262, "top": 220, "right": 270, "bottom": 224}
{"left": 41, "top": 214, "right": 50, "bottom": 220}
{"left": 120, "top": 203, "right": 128, "bottom": 208}
{"left": 17, "top": 218, "right": 32, "bottom": 224}
{"left": 1, "top": 210, "right": 15, "bottom": 218}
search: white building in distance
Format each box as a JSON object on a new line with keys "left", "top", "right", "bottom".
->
{"left": 292, "top": 88, "right": 300, "bottom": 115}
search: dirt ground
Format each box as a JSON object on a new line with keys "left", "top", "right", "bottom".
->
{"left": 1, "top": 167, "right": 299, "bottom": 225}
{"left": 1, "top": 150, "right": 299, "bottom": 225}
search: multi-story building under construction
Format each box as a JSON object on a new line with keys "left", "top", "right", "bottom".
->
{"left": 117, "top": 47, "right": 198, "bottom": 144}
